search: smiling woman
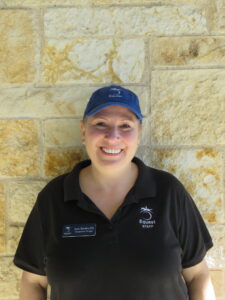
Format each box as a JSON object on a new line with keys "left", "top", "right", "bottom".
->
{"left": 14, "top": 85, "right": 215, "bottom": 300}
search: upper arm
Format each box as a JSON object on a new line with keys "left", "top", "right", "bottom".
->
{"left": 19, "top": 271, "right": 48, "bottom": 300}
{"left": 182, "top": 259, "right": 216, "bottom": 300}
{"left": 182, "top": 259, "right": 209, "bottom": 285}
{"left": 21, "top": 271, "right": 48, "bottom": 289}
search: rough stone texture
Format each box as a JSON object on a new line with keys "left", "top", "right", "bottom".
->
{"left": 0, "top": 282, "right": 20, "bottom": 298}
{"left": 0, "top": 183, "right": 5, "bottom": 253}
{"left": 0, "top": 256, "right": 21, "bottom": 282}
{"left": 4, "top": 0, "right": 90, "bottom": 5}
{"left": 0, "top": 236, "right": 5, "bottom": 253}
{"left": 44, "top": 149, "right": 86, "bottom": 177}
{"left": 44, "top": 7, "right": 207, "bottom": 38}
{"left": 0, "top": 10, "right": 36, "bottom": 84}
{"left": 42, "top": 39, "right": 145, "bottom": 84}
{"left": 0, "top": 183, "right": 5, "bottom": 234}
{"left": 207, "top": 224, "right": 225, "bottom": 268}
{"left": 8, "top": 181, "right": 46, "bottom": 225}
{"left": 142, "top": 148, "right": 224, "bottom": 223}
{"left": 0, "top": 298, "right": 19, "bottom": 300}
{"left": 214, "top": 0, "right": 225, "bottom": 33}
{"left": 2, "top": 0, "right": 208, "bottom": 5}
{"left": 0, "top": 86, "right": 149, "bottom": 118}
{"left": 0, "top": 120, "right": 40, "bottom": 177}
{"left": 7, "top": 226, "right": 24, "bottom": 254}
{"left": 44, "top": 119, "right": 82, "bottom": 147}
{"left": 0, "top": 87, "right": 89, "bottom": 118}
{"left": 93, "top": 0, "right": 207, "bottom": 3}
{"left": 152, "top": 37, "right": 225, "bottom": 66}
{"left": 209, "top": 270, "right": 225, "bottom": 299}
{"left": 151, "top": 70, "right": 225, "bottom": 145}
{"left": 0, "top": 256, "right": 21, "bottom": 299}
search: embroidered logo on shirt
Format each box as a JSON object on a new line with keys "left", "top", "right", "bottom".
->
{"left": 62, "top": 224, "right": 96, "bottom": 238}
{"left": 139, "top": 206, "right": 156, "bottom": 229}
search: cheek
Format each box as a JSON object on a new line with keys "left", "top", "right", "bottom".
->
{"left": 121, "top": 131, "right": 140, "bottom": 144}
{"left": 84, "top": 129, "right": 103, "bottom": 143}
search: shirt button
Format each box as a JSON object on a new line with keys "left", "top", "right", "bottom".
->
{"left": 108, "top": 224, "right": 113, "bottom": 230}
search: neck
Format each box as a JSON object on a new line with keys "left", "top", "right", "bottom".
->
{"left": 84, "top": 162, "right": 138, "bottom": 191}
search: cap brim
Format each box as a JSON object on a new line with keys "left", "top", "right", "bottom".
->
{"left": 85, "top": 102, "right": 143, "bottom": 120}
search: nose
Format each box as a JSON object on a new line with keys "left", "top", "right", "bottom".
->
{"left": 105, "top": 126, "right": 120, "bottom": 140}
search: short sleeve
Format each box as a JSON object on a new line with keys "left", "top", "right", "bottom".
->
{"left": 178, "top": 188, "right": 213, "bottom": 269}
{"left": 13, "top": 197, "right": 46, "bottom": 275}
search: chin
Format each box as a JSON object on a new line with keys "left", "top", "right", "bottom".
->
{"left": 97, "top": 155, "right": 133, "bottom": 169}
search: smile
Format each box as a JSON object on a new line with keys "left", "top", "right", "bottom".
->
{"left": 101, "top": 147, "right": 123, "bottom": 154}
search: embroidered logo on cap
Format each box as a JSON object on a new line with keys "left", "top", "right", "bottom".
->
{"left": 139, "top": 206, "right": 156, "bottom": 229}
{"left": 108, "top": 87, "right": 122, "bottom": 98}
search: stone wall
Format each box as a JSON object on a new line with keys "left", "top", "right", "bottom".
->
{"left": 0, "top": 0, "right": 224, "bottom": 299}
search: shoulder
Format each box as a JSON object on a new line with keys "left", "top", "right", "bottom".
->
{"left": 150, "top": 166, "right": 180, "bottom": 183}
{"left": 134, "top": 157, "right": 189, "bottom": 204}
{"left": 39, "top": 173, "right": 68, "bottom": 197}
{"left": 36, "top": 159, "right": 89, "bottom": 206}
{"left": 29, "top": 176, "right": 66, "bottom": 220}
{"left": 138, "top": 157, "right": 184, "bottom": 190}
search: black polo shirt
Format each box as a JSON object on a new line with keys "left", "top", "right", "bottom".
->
{"left": 14, "top": 157, "right": 213, "bottom": 300}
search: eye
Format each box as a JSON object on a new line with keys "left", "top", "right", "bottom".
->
{"left": 95, "top": 121, "right": 107, "bottom": 128}
{"left": 120, "top": 123, "right": 132, "bottom": 129}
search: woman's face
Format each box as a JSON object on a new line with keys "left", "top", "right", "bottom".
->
{"left": 80, "top": 105, "right": 141, "bottom": 172}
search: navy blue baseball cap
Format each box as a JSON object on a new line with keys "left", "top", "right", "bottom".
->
{"left": 83, "top": 85, "right": 143, "bottom": 121}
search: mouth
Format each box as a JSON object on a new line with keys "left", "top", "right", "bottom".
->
{"left": 100, "top": 147, "right": 123, "bottom": 155}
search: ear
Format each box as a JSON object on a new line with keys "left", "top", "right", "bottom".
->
{"left": 80, "top": 120, "right": 86, "bottom": 144}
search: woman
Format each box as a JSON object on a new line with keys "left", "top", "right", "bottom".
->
{"left": 14, "top": 85, "right": 216, "bottom": 300}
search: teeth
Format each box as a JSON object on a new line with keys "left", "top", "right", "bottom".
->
{"left": 102, "top": 148, "right": 121, "bottom": 154}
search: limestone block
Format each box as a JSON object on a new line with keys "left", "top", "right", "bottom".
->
{"left": 0, "top": 235, "right": 5, "bottom": 253}
{"left": 0, "top": 87, "right": 89, "bottom": 118}
{"left": 8, "top": 181, "right": 46, "bottom": 225}
{"left": 0, "top": 256, "right": 21, "bottom": 298}
{"left": 93, "top": 0, "right": 206, "bottom": 3}
{"left": 0, "top": 86, "right": 149, "bottom": 118}
{"left": 151, "top": 70, "right": 225, "bottom": 145}
{"left": 4, "top": 0, "right": 90, "bottom": 6}
{"left": 1, "top": 298, "right": 20, "bottom": 300}
{"left": 2, "top": 0, "right": 209, "bottom": 5}
{"left": 44, "top": 119, "right": 82, "bottom": 147}
{"left": 209, "top": 270, "right": 225, "bottom": 299}
{"left": 144, "top": 148, "right": 224, "bottom": 223}
{"left": 44, "top": 149, "right": 86, "bottom": 177}
{"left": 0, "top": 183, "right": 5, "bottom": 253}
{"left": 42, "top": 39, "right": 145, "bottom": 84}
{"left": 214, "top": 0, "right": 225, "bottom": 33}
{"left": 0, "top": 120, "right": 40, "bottom": 177}
{"left": 7, "top": 226, "right": 24, "bottom": 254}
{"left": 0, "top": 10, "right": 36, "bottom": 84}
{"left": 152, "top": 37, "right": 225, "bottom": 66}
{"left": 0, "top": 279, "right": 20, "bottom": 298}
{"left": 207, "top": 224, "right": 225, "bottom": 268}
{"left": 0, "top": 256, "right": 22, "bottom": 280}
{"left": 44, "top": 7, "right": 207, "bottom": 38}
{"left": 0, "top": 183, "right": 5, "bottom": 234}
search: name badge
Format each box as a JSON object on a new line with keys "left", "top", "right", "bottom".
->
{"left": 62, "top": 224, "right": 96, "bottom": 238}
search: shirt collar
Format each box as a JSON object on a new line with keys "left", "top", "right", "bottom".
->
{"left": 132, "top": 157, "right": 157, "bottom": 200}
{"left": 63, "top": 157, "right": 157, "bottom": 203}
